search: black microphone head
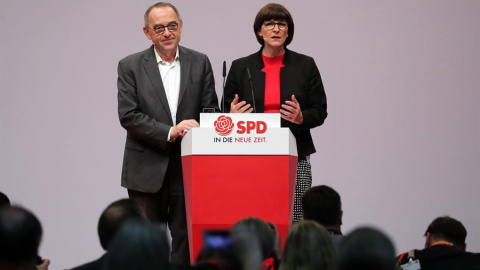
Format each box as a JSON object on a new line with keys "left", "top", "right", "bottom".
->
{"left": 223, "top": 61, "right": 226, "bottom": 77}
{"left": 246, "top": 67, "right": 252, "bottom": 80}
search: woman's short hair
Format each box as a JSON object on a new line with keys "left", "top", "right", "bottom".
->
{"left": 253, "top": 3, "right": 294, "bottom": 46}
{"left": 280, "top": 220, "right": 336, "bottom": 270}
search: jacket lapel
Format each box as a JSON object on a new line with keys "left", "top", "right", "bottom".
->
{"left": 251, "top": 68, "right": 265, "bottom": 113}
{"left": 143, "top": 46, "right": 173, "bottom": 123}
{"left": 177, "top": 46, "right": 190, "bottom": 108}
{"left": 280, "top": 49, "right": 295, "bottom": 103}
{"left": 252, "top": 50, "right": 266, "bottom": 113}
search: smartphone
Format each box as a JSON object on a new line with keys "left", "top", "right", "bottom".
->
{"left": 203, "top": 230, "right": 232, "bottom": 251}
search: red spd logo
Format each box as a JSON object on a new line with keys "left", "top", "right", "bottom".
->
{"left": 214, "top": 115, "right": 235, "bottom": 136}
{"left": 237, "top": 121, "right": 267, "bottom": 134}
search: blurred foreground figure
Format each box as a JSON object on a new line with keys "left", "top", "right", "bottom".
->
{"left": 193, "top": 221, "right": 264, "bottom": 270}
{"left": 105, "top": 220, "right": 171, "bottom": 270}
{"left": 0, "top": 206, "right": 50, "bottom": 270}
{"left": 280, "top": 220, "right": 336, "bottom": 270}
{"left": 338, "top": 227, "right": 396, "bottom": 270}
{"left": 303, "top": 185, "right": 343, "bottom": 252}
{"left": 0, "top": 191, "right": 10, "bottom": 208}
{"left": 397, "top": 216, "right": 480, "bottom": 270}
{"left": 69, "top": 198, "right": 143, "bottom": 270}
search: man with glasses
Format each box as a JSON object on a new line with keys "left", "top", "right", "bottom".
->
{"left": 117, "top": 2, "right": 219, "bottom": 266}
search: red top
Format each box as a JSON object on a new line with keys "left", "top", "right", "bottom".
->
{"left": 261, "top": 54, "right": 285, "bottom": 113}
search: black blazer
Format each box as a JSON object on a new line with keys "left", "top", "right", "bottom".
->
{"left": 223, "top": 48, "right": 327, "bottom": 157}
{"left": 118, "top": 45, "right": 219, "bottom": 193}
{"left": 397, "top": 246, "right": 480, "bottom": 270}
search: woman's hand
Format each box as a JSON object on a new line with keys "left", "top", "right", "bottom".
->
{"left": 230, "top": 94, "right": 254, "bottom": 113}
{"left": 281, "top": 95, "right": 303, "bottom": 124}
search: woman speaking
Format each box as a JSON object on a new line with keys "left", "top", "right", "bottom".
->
{"left": 224, "top": 3, "right": 328, "bottom": 222}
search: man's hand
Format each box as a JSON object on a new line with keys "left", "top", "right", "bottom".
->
{"left": 280, "top": 95, "right": 303, "bottom": 124}
{"left": 171, "top": 119, "right": 199, "bottom": 140}
{"left": 230, "top": 94, "right": 254, "bottom": 113}
{"left": 36, "top": 258, "right": 50, "bottom": 270}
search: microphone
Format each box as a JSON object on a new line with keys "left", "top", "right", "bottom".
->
{"left": 246, "top": 68, "right": 257, "bottom": 113}
{"left": 222, "top": 61, "right": 226, "bottom": 113}
{"left": 223, "top": 61, "right": 226, "bottom": 77}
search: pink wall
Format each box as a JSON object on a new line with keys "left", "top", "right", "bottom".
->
{"left": 1, "top": 1, "right": 479, "bottom": 269}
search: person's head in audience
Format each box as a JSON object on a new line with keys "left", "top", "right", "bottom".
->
{"left": 279, "top": 220, "right": 336, "bottom": 270}
{"left": 0, "top": 192, "right": 10, "bottom": 208}
{"left": 302, "top": 185, "right": 342, "bottom": 233}
{"left": 98, "top": 198, "right": 143, "bottom": 251}
{"left": 230, "top": 223, "right": 263, "bottom": 270}
{"left": 0, "top": 206, "right": 42, "bottom": 268}
{"left": 105, "top": 219, "right": 170, "bottom": 270}
{"left": 231, "top": 217, "right": 275, "bottom": 260}
{"left": 194, "top": 223, "right": 263, "bottom": 270}
{"left": 338, "top": 227, "right": 396, "bottom": 270}
{"left": 194, "top": 230, "right": 243, "bottom": 270}
{"left": 424, "top": 216, "right": 467, "bottom": 251}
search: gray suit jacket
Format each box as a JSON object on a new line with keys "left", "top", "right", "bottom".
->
{"left": 117, "top": 45, "right": 219, "bottom": 193}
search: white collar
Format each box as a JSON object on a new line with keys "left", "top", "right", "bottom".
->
{"left": 154, "top": 47, "right": 180, "bottom": 64}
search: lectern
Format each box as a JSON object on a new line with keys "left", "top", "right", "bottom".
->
{"left": 181, "top": 113, "right": 297, "bottom": 262}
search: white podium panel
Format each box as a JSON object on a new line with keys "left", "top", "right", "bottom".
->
{"left": 181, "top": 128, "right": 297, "bottom": 156}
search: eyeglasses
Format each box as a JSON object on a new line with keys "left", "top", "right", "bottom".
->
{"left": 149, "top": 22, "right": 179, "bottom": 35}
{"left": 263, "top": 21, "right": 288, "bottom": 31}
